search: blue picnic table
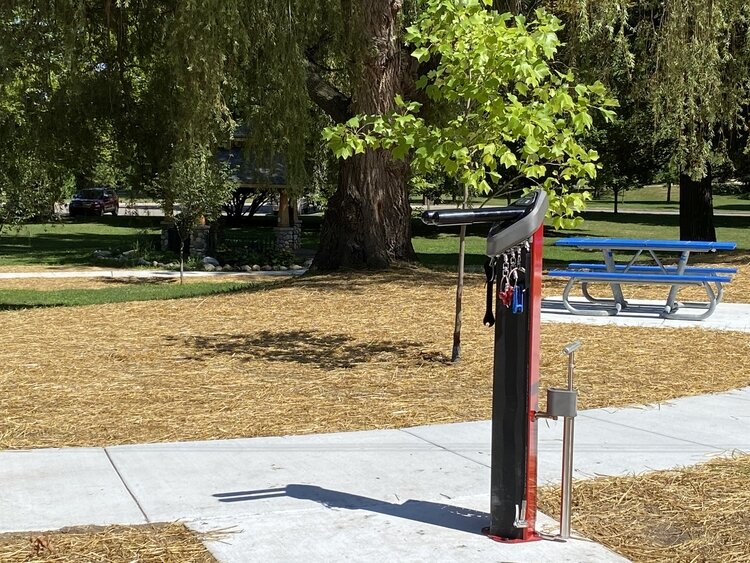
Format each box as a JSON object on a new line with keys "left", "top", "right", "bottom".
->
{"left": 548, "top": 237, "right": 737, "bottom": 320}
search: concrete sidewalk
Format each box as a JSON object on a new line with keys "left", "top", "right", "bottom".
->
{"left": 2, "top": 387, "right": 748, "bottom": 562}
{"left": 0, "top": 269, "right": 303, "bottom": 280}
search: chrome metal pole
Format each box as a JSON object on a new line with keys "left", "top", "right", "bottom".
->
{"left": 560, "top": 341, "right": 581, "bottom": 539}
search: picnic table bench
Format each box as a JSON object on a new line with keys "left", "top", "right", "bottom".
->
{"left": 547, "top": 237, "right": 737, "bottom": 320}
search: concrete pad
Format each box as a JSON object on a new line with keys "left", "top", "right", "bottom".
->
{"left": 106, "top": 430, "right": 490, "bottom": 523}
{"left": 541, "top": 298, "right": 750, "bottom": 332}
{"left": 0, "top": 448, "right": 146, "bottom": 533}
{"left": 188, "top": 496, "right": 628, "bottom": 563}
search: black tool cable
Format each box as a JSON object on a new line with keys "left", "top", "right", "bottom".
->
{"left": 483, "top": 258, "right": 495, "bottom": 327}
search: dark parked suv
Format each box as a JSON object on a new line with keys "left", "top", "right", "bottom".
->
{"left": 69, "top": 188, "right": 119, "bottom": 216}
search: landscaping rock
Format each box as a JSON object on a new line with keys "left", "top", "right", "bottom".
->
{"left": 241, "top": 265, "right": 252, "bottom": 272}
{"left": 252, "top": 264, "right": 261, "bottom": 271}
{"left": 222, "top": 264, "right": 234, "bottom": 271}
{"left": 122, "top": 249, "right": 138, "bottom": 257}
{"left": 137, "top": 258, "right": 150, "bottom": 266}
{"left": 152, "top": 261, "right": 160, "bottom": 267}
{"left": 261, "top": 265, "right": 272, "bottom": 271}
{"left": 93, "top": 250, "right": 112, "bottom": 258}
{"left": 202, "top": 256, "right": 220, "bottom": 267}
{"left": 204, "top": 264, "right": 216, "bottom": 272}
{"left": 278, "top": 265, "right": 288, "bottom": 271}
{"left": 290, "top": 264, "right": 304, "bottom": 270}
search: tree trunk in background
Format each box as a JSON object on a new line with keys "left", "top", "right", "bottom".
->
{"left": 314, "top": 152, "right": 412, "bottom": 269}
{"left": 679, "top": 166, "right": 716, "bottom": 241}
{"left": 613, "top": 187, "right": 619, "bottom": 214}
{"left": 312, "top": 0, "right": 416, "bottom": 270}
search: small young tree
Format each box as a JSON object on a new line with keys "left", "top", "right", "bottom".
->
{"left": 159, "top": 147, "right": 236, "bottom": 283}
{"left": 0, "top": 156, "right": 71, "bottom": 230}
{"left": 324, "top": 1, "right": 617, "bottom": 361}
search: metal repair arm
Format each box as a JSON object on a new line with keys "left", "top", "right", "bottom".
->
{"left": 421, "top": 207, "right": 525, "bottom": 226}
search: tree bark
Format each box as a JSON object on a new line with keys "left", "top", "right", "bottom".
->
{"left": 679, "top": 166, "right": 716, "bottom": 241}
{"left": 311, "top": 0, "right": 416, "bottom": 271}
{"left": 613, "top": 187, "right": 619, "bottom": 214}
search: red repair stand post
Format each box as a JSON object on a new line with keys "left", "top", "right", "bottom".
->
{"left": 484, "top": 224, "right": 544, "bottom": 543}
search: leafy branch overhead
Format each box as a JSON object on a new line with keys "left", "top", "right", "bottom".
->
{"left": 323, "top": 1, "right": 618, "bottom": 229}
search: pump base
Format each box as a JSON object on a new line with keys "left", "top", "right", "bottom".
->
{"left": 482, "top": 527, "right": 542, "bottom": 544}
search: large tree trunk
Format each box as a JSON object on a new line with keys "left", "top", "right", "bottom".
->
{"left": 311, "top": 0, "right": 416, "bottom": 271}
{"left": 679, "top": 166, "right": 716, "bottom": 241}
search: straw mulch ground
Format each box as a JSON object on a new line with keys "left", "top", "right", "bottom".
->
{"left": 538, "top": 454, "right": 750, "bottom": 563}
{"left": 1, "top": 268, "right": 748, "bottom": 449}
{"left": 0, "top": 523, "right": 217, "bottom": 562}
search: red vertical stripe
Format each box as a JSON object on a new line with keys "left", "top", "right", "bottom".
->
{"left": 524, "top": 226, "right": 544, "bottom": 539}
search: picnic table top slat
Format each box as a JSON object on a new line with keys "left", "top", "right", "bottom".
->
{"left": 554, "top": 237, "right": 737, "bottom": 252}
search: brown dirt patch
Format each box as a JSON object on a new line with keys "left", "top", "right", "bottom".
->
{"left": 0, "top": 523, "right": 217, "bottom": 562}
{"left": 1, "top": 268, "right": 748, "bottom": 449}
{"left": 538, "top": 454, "right": 750, "bottom": 563}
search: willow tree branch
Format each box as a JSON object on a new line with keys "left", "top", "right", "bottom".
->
{"left": 304, "top": 58, "right": 352, "bottom": 123}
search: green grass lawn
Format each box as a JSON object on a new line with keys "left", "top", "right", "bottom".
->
{"left": 0, "top": 217, "right": 161, "bottom": 267}
{"left": 586, "top": 184, "right": 750, "bottom": 213}
{"left": 0, "top": 280, "right": 264, "bottom": 309}
{"left": 417, "top": 184, "right": 750, "bottom": 214}
{"left": 2, "top": 209, "right": 747, "bottom": 280}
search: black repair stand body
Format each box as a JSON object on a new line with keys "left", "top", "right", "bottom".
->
{"left": 421, "top": 191, "right": 548, "bottom": 542}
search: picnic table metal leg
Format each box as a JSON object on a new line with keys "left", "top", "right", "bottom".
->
{"left": 562, "top": 278, "right": 621, "bottom": 316}
{"left": 602, "top": 249, "right": 627, "bottom": 309}
{"left": 664, "top": 251, "right": 690, "bottom": 314}
{"left": 661, "top": 282, "right": 720, "bottom": 320}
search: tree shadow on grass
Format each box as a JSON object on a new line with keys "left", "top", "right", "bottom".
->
{"left": 101, "top": 276, "right": 178, "bottom": 285}
{"left": 172, "top": 330, "right": 425, "bottom": 370}
{"left": 0, "top": 303, "right": 57, "bottom": 311}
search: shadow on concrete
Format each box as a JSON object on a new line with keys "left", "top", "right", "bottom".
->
{"left": 212, "top": 484, "right": 488, "bottom": 535}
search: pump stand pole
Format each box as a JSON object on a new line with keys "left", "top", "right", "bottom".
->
{"left": 559, "top": 342, "right": 580, "bottom": 539}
